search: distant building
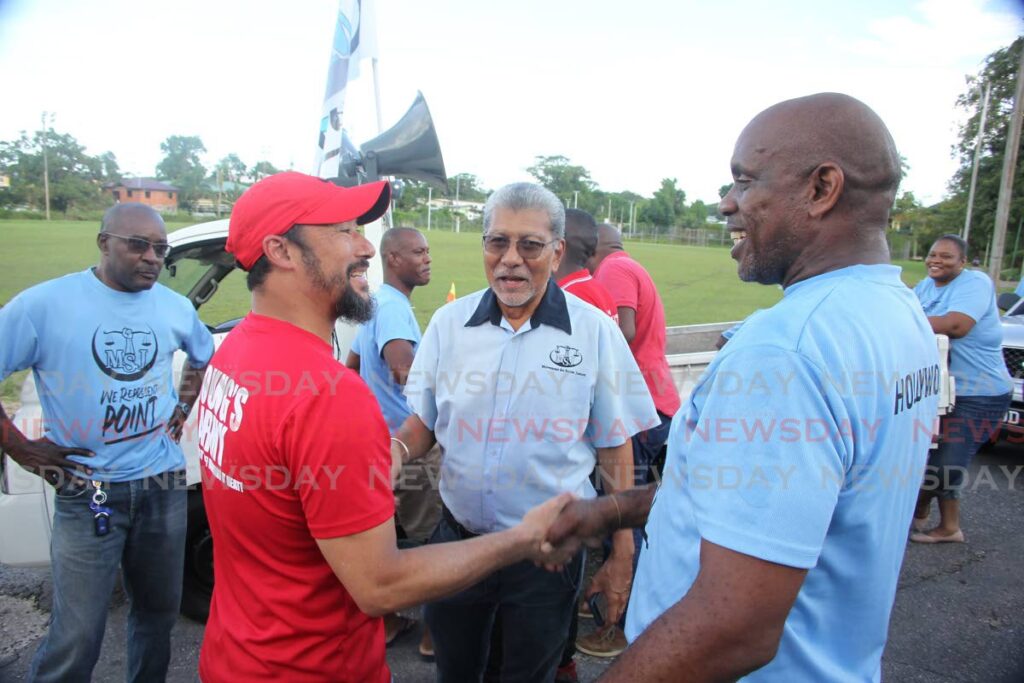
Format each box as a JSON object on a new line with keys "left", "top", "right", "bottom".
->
{"left": 104, "top": 178, "right": 179, "bottom": 213}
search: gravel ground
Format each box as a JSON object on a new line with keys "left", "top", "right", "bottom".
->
{"left": 2, "top": 446, "right": 1023, "bottom": 682}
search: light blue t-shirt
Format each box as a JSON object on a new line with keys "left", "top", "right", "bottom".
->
{"left": 627, "top": 265, "right": 940, "bottom": 683}
{"left": 0, "top": 269, "right": 214, "bottom": 481}
{"left": 914, "top": 269, "right": 1011, "bottom": 397}
{"left": 405, "top": 281, "right": 659, "bottom": 533}
{"left": 351, "top": 283, "right": 420, "bottom": 433}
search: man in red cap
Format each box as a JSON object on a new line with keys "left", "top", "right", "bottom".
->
{"left": 196, "top": 172, "right": 572, "bottom": 683}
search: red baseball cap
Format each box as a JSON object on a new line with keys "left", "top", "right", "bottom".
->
{"left": 227, "top": 172, "right": 391, "bottom": 270}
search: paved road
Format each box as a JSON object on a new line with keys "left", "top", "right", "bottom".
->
{"left": 2, "top": 445, "right": 1022, "bottom": 682}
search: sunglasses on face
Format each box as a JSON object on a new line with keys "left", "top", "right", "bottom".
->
{"left": 481, "top": 235, "right": 557, "bottom": 260}
{"left": 104, "top": 233, "right": 171, "bottom": 258}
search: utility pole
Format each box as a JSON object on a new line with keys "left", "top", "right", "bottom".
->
{"left": 606, "top": 198, "right": 612, "bottom": 222}
{"left": 41, "top": 111, "right": 52, "bottom": 221}
{"left": 427, "top": 186, "right": 432, "bottom": 230}
{"left": 573, "top": 190, "right": 579, "bottom": 209}
{"left": 216, "top": 166, "right": 224, "bottom": 218}
{"left": 964, "top": 83, "right": 991, "bottom": 245}
{"left": 454, "top": 175, "right": 460, "bottom": 233}
{"left": 990, "top": 45, "right": 1024, "bottom": 285}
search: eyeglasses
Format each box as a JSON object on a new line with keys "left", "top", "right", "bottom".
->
{"left": 482, "top": 235, "right": 558, "bottom": 260}
{"left": 104, "top": 233, "right": 171, "bottom": 258}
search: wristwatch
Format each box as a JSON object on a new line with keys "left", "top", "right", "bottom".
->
{"left": 176, "top": 401, "right": 192, "bottom": 417}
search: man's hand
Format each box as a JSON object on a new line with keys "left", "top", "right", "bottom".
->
{"left": 7, "top": 436, "right": 94, "bottom": 488}
{"left": 166, "top": 404, "right": 188, "bottom": 443}
{"left": 587, "top": 553, "right": 633, "bottom": 625}
{"left": 518, "top": 492, "right": 575, "bottom": 562}
{"left": 540, "top": 497, "right": 617, "bottom": 569}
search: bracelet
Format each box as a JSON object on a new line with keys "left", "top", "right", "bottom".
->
{"left": 390, "top": 437, "right": 411, "bottom": 463}
{"left": 609, "top": 494, "right": 622, "bottom": 530}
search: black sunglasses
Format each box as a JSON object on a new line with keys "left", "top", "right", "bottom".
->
{"left": 482, "top": 235, "right": 558, "bottom": 260}
{"left": 103, "top": 233, "right": 171, "bottom": 258}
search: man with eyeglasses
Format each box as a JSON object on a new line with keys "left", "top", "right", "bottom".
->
{"left": 0, "top": 202, "right": 214, "bottom": 682}
{"left": 391, "top": 182, "right": 658, "bottom": 682}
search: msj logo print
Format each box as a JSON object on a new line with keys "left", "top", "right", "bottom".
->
{"left": 92, "top": 326, "right": 158, "bottom": 381}
{"left": 549, "top": 345, "right": 583, "bottom": 368}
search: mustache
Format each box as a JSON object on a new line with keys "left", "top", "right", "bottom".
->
{"left": 346, "top": 260, "right": 371, "bottom": 276}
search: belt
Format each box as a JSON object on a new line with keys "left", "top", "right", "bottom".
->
{"left": 441, "top": 505, "right": 480, "bottom": 539}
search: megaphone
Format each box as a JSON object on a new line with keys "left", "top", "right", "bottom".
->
{"left": 339, "top": 91, "right": 447, "bottom": 190}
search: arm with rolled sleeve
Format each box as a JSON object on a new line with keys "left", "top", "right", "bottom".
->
{"left": 601, "top": 345, "right": 842, "bottom": 682}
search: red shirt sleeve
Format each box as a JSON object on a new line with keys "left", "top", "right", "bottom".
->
{"left": 277, "top": 373, "right": 395, "bottom": 539}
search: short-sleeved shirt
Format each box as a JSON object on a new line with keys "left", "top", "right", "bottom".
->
{"left": 405, "top": 280, "right": 659, "bottom": 533}
{"left": 914, "top": 269, "right": 1011, "bottom": 397}
{"left": 351, "top": 283, "right": 420, "bottom": 432}
{"left": 594, "top": 251, "right": 680, "bottom": 417}
{"left": 557, "top": 268, "right": 618, "bottom": 321}
{"left": 197, "top": 314, "right": 394, "bottom": 683}
{"left": 627, "top": 265, "right": 940, "bottom": 682}
{"left": 0, "top": 269, "right": 214, "bottom": 481}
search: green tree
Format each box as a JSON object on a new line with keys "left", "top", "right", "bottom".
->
{"left": 640, "top": 178, "right": 686, "bottom": 232}
{"left": 215, "top": 153, "right": 247, "bottom": 183}
{"left": 949, "top": 37, "right": 1024, "bottom": 262}
{"left": 526, "top": 155, "right": 598, "bottom": 210}
{"left": 249, "top": 160, "right": 280, "bottom": 182}
{"left": 0, "top": 129, "right": 115, "bottom": 215}
{"left": 157, "top": 135, "right": 207, "bottom": 211}
{"left": 447, "top": 172, "right": 488, "bottom": 202}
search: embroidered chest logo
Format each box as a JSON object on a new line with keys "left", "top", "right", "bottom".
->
{"left": 91, "top": 325, "right": 159, "bottom": 381}
{"left": 549, "top": 345, "right": 583, "bottom": 368}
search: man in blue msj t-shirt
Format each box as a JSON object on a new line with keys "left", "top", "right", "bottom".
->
{"left": 544, "top": 93, "right": 940, "bottom": 682}
{"left": 347, "top": 226, "right": 440, "bottom": 654}
{"left": 0, "top": 203, "right": 214, "bottom": 682}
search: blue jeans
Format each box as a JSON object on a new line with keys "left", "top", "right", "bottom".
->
{"left": 424, "top": 515, "right": 584, "bottom": 683}
{"left": 923, "top": 393, "right": 1011, "bottom": 500}
{"left": 28, "top": 470, "right": 187, "bottom": 683}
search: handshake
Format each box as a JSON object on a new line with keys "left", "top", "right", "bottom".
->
{"left": 517, "top": 492, "right": 622, "bottom": 569}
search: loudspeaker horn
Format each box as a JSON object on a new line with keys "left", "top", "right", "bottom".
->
{"left": 340, "top": 91, "right": 447, "bottom": 190}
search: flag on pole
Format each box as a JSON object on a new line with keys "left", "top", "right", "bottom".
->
{"left": 446, "top": 282, "right": 457, "bottom": 303}
{"left": 314, "top": 0, "right": 378, "bottom": 179}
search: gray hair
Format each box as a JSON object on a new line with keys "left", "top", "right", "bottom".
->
{"left": 483, "top": 182, "right": 565, "bottom": 238}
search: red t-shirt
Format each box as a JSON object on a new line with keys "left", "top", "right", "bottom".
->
{"left": 197, "top": 314, "right": 395, "bottom": 683}
{"left": 594, "top": 251, "right": 681, "bottom": 417}
{"left": 557, "top": 268, "right": 618, "bottom": 321}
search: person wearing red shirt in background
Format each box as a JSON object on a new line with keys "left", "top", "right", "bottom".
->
{"left": 556, "top": 209, "right": 618, "bottom": 321}
{"left": 581, "top": 222, "right": 680, "bottom": 657}
{"left": 195, "top": 172, "right": 572, "bottom": 683}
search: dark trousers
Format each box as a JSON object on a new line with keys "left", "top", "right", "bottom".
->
{"left": 425, "top": 513, "right": 584, "bottom": 683}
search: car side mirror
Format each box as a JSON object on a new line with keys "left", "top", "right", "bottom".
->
{"left": 997, "top": 292, "right": 1019, "bottom": 312}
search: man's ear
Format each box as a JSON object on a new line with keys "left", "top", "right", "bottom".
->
{"left": 551, "top": 238, "right": 566, "bottom": 272}
{"left": 807, "top": 162, "right": 844, "bottom": 218}
{"left": 262, "top": 234, "right": 300, "bottom": 270}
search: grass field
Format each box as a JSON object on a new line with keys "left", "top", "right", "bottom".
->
{"left": 0, "top": 219, "right": 930, "bottom": 404}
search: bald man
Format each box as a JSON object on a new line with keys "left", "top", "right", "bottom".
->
{"left": 546, "top": 93, "right": 941, "bottom": 681}
{"left": 347, "top": 227, "right": 440, "bottom": 653}
{"left": 0, "top": 202, "right": 214, "bottom": 681}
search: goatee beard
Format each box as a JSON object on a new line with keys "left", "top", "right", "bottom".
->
{"left": 336, "top": 283, "right": 375, "bottom": 324}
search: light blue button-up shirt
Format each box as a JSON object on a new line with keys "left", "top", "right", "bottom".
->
{"left": 405, "top": 280, "right": 659, "bottom": 533}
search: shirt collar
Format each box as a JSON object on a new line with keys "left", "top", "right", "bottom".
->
{"left": 465, "top": 279, "right": 572, "bottom": 334}
{"left": 556, "top": 268, "right": 593, "bottom": 289}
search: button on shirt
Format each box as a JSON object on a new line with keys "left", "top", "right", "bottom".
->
{"left": 405, "top": 280, "right": 659, "bottom": 533}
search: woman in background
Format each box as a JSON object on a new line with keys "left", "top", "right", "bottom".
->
{"left": 911, "top": 234, "right": 1012, "bottom": 543}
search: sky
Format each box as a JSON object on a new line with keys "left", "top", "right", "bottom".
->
{"left": 0, "top": 0, "right": 1021, "bottom": 206}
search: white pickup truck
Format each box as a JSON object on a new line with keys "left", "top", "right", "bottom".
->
{"left": 0, "top": 219, "right": 955, "bottom": 621}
